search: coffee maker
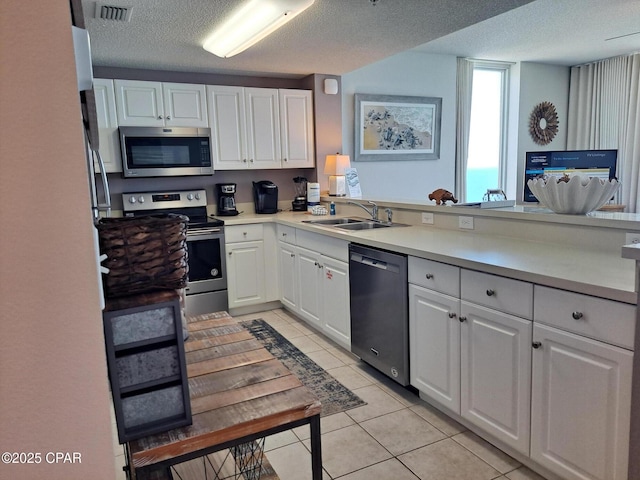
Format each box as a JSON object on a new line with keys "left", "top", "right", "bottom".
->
{"left": 292, "top": 176, "right": 308, "bottom": 211}
{"left": 215, "top": 183, "right": 238, "bottom": 216}
{"left": 252, "top": 181, "right": 279, "bottom": 214}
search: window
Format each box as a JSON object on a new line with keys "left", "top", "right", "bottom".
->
{"left": 465, "top": 62, "right": 510, "bottom": 202}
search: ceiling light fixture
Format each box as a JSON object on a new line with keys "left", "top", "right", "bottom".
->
{"left": 203, "top": 0, "right": 315, "bottom": 58}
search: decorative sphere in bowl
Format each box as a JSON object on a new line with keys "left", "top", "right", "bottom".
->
{"left": 527, "top": 175, "right": 620, "bottom": 214}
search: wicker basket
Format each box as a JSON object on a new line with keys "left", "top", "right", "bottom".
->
{"left": 97, "top": 214, "right": 189, "bottom": 298}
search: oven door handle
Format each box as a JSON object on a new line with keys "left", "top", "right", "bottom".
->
{"left": 188, "top": 228, "right": 223, "bottom": 238}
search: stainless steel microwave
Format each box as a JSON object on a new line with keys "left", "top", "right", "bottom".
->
{"left": 119, "top": 126, "right": 213, "bottom": 178}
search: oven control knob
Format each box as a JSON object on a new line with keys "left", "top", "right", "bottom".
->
{"left": 138, "top": 196, "right": 145, "bottom": 204}
{"left": 194, "top": 192, "right": 201, "bottom": 200}
{"left": 128, "top": 196, "right": 137, "bottom": 204}
{"left": 210, "top": 268, "right": 219, "bottom": 277}
{"left": 187, "top": 193, "right": 194, "bottom": 201}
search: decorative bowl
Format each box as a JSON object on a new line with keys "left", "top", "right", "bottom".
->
{"left": 527, "top": 175, "right": 620, "bottom": 214}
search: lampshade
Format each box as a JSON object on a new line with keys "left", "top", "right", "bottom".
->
{"left": 324, "top": 154, "right": 351, "bottom": 175}
{"left": 203, "top": 0, "right": 315, "bottom": 58}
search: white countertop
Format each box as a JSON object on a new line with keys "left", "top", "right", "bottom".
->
{"left": 223, "top": 210, "right": 638, "bottom": 305}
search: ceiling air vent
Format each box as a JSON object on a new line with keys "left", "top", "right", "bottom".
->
{"left": 95, "top": 3, "right": 133, "bottom": 22}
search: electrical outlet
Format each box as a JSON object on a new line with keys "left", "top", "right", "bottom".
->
{"left": 422, "top": 212, "right": 434, "bottom": 224}
{"left": 459, "top": 216, "right": 474, "bottom": 230}
{"left": 625, "top": 233, "right": 640, "bottom": 245}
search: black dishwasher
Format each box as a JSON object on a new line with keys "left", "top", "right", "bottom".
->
{"left": 349, "top": 243, "right": 409, "bottom": 385}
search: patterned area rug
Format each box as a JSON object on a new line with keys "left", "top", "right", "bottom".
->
{"left": 241, "top": 318, "right": 366, "bottom": 416}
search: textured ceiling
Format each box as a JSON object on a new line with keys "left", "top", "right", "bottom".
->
{"left": 82, "top": 0, "right": 640, "bottom": 78}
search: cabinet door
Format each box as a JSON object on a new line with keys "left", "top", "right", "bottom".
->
{"left": 296, "top": 247, "right": 322, "bottom": 328}
{"left": 93, "top": 78, "right": 122, "bottom": 173}
{"left": 279, "top": 89, "right": 314, "bottom": 168}
{"left": 244, "top": 88, "right": 281, "bottom": 169}
{"left": 162, "top": 83, "right": 208, "bottom": 127}
{"left": 531, "top": 323, "right": 633, "bottom": 480}
{"left": 278, "top": 242, "right": 298, "bottom": 312}
{"left": 320, "top": 255, "right": 350, "bottom": 349}
{"left": 114, "top": 80, "right": 165, "bottom": 126}
{"left": 226, "top": 241, "right": 265, "bottom": 308}
{"left": 460, "top": 301, "right": 532, "bottom": 455}
{"left": 207, "top": 85, "right": 247, "bottom": 170}
{"left": 409, "top": 284, "right": 461, "bottom": 413}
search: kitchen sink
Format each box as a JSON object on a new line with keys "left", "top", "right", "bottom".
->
{"left": 302, "top": 217, "right": 366, "bottom": 225}
{"left": 335, "top": 221, "right": 408, "bottom": 231}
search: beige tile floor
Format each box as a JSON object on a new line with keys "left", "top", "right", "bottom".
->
{"left": 112, "top": 308, "right": 548, "bottom": 480}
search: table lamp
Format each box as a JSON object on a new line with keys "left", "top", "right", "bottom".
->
{"left": 324, "top": 153, "right": 350, "bottom": 196}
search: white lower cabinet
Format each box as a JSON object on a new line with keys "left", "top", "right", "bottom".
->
{"left": 319, "top": 255, "right": 350, "bottom": 348}
{"left": 530, "top": 323, "right": 633, "bottom": 480}
{"left": 277, "top": 228, "right": 350, "bottom": 349}
{"left": 460, "top": 301, "right": 532, "bottom": 455}
{"left": 297, "top": 247, "right": 323, "bottom": 329}
{"left": 409, "top": 257, "right": 635, "bottom": 480}
{"left": 409, "top": 284, "right": 461, "bottom": 413}
{"left": 225, "top": 224, "right": 277, "bottom": 309}
{"left": 278, "top": 241, "right": 298, "bottom": 312}
{"left": 226, "top": 240, "right": 265, "bottom": 308}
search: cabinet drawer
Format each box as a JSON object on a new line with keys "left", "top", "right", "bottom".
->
{"left": 226, "top": 224, "right": 263, "bottom": 243}
{"left": 534, "top": 285, "right": 636, "bottom": 350}
{"left": 408, "top": 256, "right": 460, "bottom": 297}
{"left": 461, "top": 270, "right": 533, "bottom": 319}
{"left": 277, "top": 224, "right": 296, "bottom": 244}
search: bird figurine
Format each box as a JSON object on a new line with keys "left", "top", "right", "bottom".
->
{"left": 428, "top": 189, "right": 458, "bottom": 205}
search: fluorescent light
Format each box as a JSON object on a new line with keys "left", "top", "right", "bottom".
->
{"left": 203, "top": 0, "right": 315, "bottom": 58}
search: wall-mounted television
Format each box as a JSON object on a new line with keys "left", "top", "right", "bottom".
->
{"left": 523, "top": 149, "right": 618, "bottom": 202}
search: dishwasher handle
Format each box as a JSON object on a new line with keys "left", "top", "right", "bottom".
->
{"left": 350, "top": 252, "right": 400, "bottom": 273}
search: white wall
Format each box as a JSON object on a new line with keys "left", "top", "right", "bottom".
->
{"left": 515, "top": 62, "right": 570, "bottom": 201}
{"left": 341, "top": 52, "right": 457, "bottom": 201}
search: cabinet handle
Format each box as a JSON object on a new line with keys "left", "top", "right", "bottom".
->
{"left": 166, "top": 116, "right": 171, "bottom": 120}
{"left": 532, "top": 341, "right": 542, "bottom": 349}
{"left": 486, "top": 289, "right": 495, "bottom": 296}
{"left": 158, "top": 115, "right": 163, "bottom": 119}
{"left": 283, "top": 158, "right": 288, "bottom": 162}
{"left": 243, "top": 159, "right": 248, "bottom": 163}
{"left": 282, "top": 233, "right": 287, "bottom": 237}
{"left": 290, "top": 253, "right": 295, "bottom": 258}
{"left": 572, "top": 311, "right": 584, "bottom": 320}
{"left": 243, "top": 232, "right": 247, "bottom": 236}
{"left": 448, "top": 312, "right": 457, "bottom": 319}
{"left": 425, "top": 273, "right": 434, "bottom": 279}
{"left": 228, "top": 251, "right": 232, "bottom": 256}
{"left": 459, "top": 316, "right": 467, "bottom": 323}
{"left": 250, "top": 159, "right": 254, "bottom": 163}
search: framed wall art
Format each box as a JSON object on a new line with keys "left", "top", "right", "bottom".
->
{"left": 354, "top": 93, "right": 442, "bottom": 162}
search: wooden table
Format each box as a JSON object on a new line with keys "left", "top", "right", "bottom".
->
{"left": 124, "top": 311, "right": 322, "bottom": 480}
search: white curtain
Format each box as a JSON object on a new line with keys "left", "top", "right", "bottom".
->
{"left": 567, "top": 53, "right": 640, "bottom": 212}
{"left": 455, "top": 58, "right": 474, "bottom": 202}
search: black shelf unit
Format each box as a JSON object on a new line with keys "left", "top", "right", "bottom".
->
{"left": 103, "top": 296, "right": 191, "bottom": 443}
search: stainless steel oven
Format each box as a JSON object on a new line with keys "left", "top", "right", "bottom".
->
{"left": 184, "top": 225, "right": 227, "bottom": 315}
{"left": 122, "top": 189, "right": 228, "bottom": 315}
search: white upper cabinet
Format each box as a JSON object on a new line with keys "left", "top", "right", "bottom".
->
{"left": 114, "top": 80, "right": 207, "bottom": 127}
{"left": 207, "top": 85, "right": 247, "bottom": 169}
{"left": 93, "top": 78, "right": 122, "bottom": 173}
{"left": 245, "top": 87, "right": 282, "bottom": 169}
{"left": 209, "top": 86, "right": 314, "bottom": 170}
{"left": 279, "top": 89, "right": 314, "bottom": 168}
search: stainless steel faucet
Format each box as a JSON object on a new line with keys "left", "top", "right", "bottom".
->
{"left": 385, "top": 208, "right": 393, "bottom": 223}
{"left": 348, "top": 200, "right": 378, "bottom": 221}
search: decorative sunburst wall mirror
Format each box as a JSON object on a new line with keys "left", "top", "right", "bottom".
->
{"left": 529, "top": 101, "right": 559, "bottom": 145}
